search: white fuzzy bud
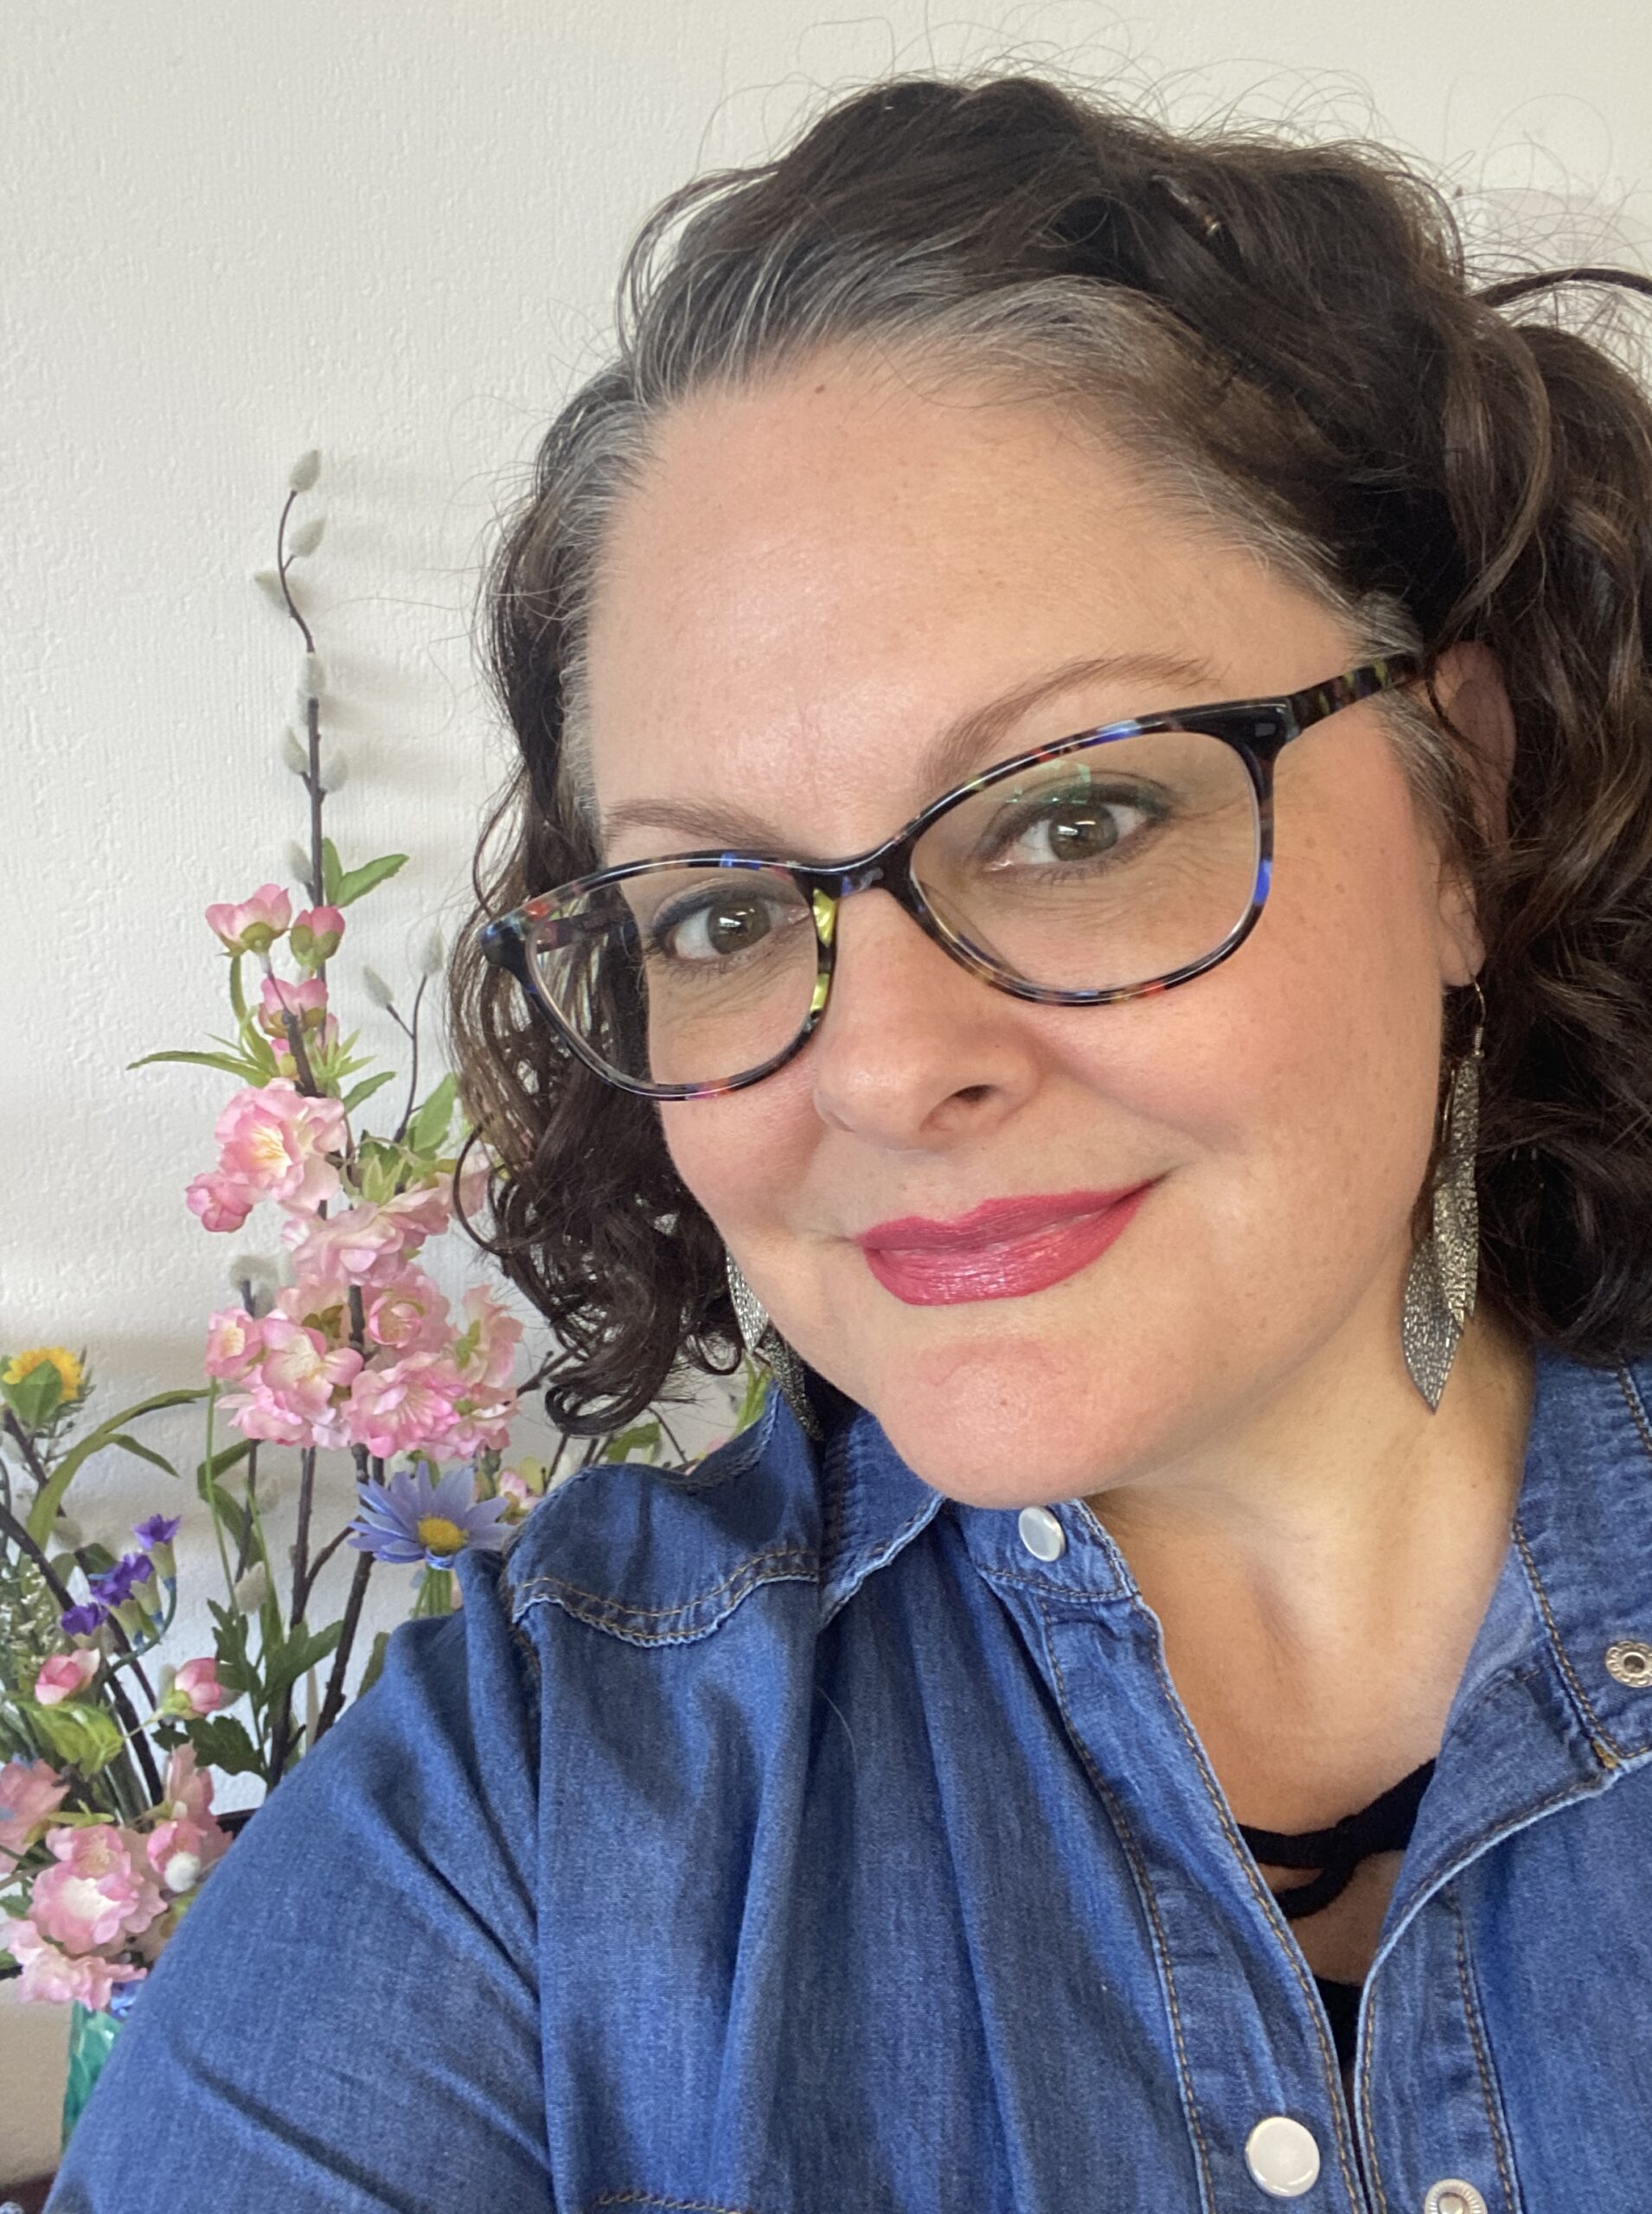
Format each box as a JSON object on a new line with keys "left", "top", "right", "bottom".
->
{"left": 232, "top": 1562, "right": 268, "bottom": 1613}
{"left": 287, "top": 514, "right": 326, "bottom": 558}
{"left": 361, "top": 965, "right": 398, "bottom": 1010}
{"left": 227, "top": 1251, "right": 281, "bottom": 1315}
{"left": 285, "top": 841, "right": 317, "bottom": 889}
{"left": 288, "top": 449, "right": 323, "bottom": 492}
{"left": 52, "top": 1510, "right": 83, "bottom": 1547}
{"left": 299, "top": 652, "right": 325, "bottom": 700}
{"left": 161, "top": 1849, "right": 202, "bottom": 1895}
{"left": 244, "top": 1463, "right": 289, "bottom": 1512}
{"left": 281, "top": 726, "right": 311, "bottom": 777}
{"left": 315, "top": 744, "right": 348, "bottom": 794}
{"left": 417, "top": 926, "right": 446, "bottom": 977}
{"left": 253, "top": 567, "right": 288, "bottom": 609}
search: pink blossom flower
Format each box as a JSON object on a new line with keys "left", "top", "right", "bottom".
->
{"left": 164, "top": 1658, "right": 226, "bottom": 1718}
{"left": 440, "top": 1386, "right": 519, "bottom": 1458}
{"left": 279, "top": 1200, "right": 408, "bottom": 1285}
{"left": 186, "top": 1168, "right": 256, "bottom": 1234}
{"left": 345, "top": 1349, "right": 466, "bottom": 1458}
{"left": 450, "top": 1284, "right": 523, "bottom": 1393}
{"left": 30, "top": 1823, "right": 166, "bottom": 1955}
{"left": 205, "top": 884, "right": 292, "bottom": 956}
{"left": 216, "top": 1314, "right": 363, "bottom": 1450}
{"left": 379, "top": 1181, "right": 453, "bottom": 1246}
{"left": 32, "top": 1650, "right": 100, "bottom": 1706}
{"left": 289, "top": 905, "right": 346, "bottom": 967}
{"left": 203, "top": 1307, "right": 266, "bottom": 1380}
{"left": 364, "top": 1264, "right": 451, "bottom": 1352}
{"left": 144, "top": 1745, "right": 232, "bottom": 1895}
{"left": 255, "top": 971, "right": 335, "bottom": 1042}
{"left": 0, "top": 1757, "right": 70, "bottom": 1878}
{"left": 7, "top": 1916, "right": 149, "bottom": 2008}
{"left": 209, "top": 1079, "right": 346, "bottom": 1216}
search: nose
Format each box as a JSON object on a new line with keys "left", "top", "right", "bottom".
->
{"left": 805, "top": 885, "right": 1043, "bottom": 1147}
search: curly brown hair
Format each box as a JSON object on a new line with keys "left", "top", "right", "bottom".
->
{"left": 445, "top": 68, "right": 1652, "bottom": 1434}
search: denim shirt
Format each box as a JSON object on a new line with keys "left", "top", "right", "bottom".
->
{"left": 46, "top": 1338, "right": 1652, "bottom": 2214}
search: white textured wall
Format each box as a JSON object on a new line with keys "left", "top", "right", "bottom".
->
{"left": 4, "top": 0, "right": 1650, "bottom": 2185}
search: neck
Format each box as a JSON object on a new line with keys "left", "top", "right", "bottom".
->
{"left": 1081, "top": 1288, "right": 1537, "bottom": 1712}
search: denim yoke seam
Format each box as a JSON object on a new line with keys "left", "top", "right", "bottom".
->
{"left": 1032, "top": 1595, "right": 1219, "bottom": 2214}
{"left": 507, "top": 1545, "right": 822, "bottom": 1645}
{"left": 579, "top": 2193, "right": 760, "bottom": 2214}
{"left": 1446, "top": 1883, "right": 1522, "bottom": 2214}
{"left": 1137, "top": 1626, "right": 1369, "bottom": 2213}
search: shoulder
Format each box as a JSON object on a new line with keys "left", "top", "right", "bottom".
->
{"left": 497, "top": 1391, "right": 829, "bottom": 1648}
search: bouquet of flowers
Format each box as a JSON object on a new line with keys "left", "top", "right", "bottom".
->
{"left": 0, "top": 451, "right": 746, "bottom": 2060}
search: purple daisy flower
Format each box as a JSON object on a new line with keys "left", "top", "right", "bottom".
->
{"left": 87, "top": 1552, "right": 155, "bottom": 1608}
{"left": 133, "top": 1514, "right": 181, "bottom": 1549}
{"left": 347, "top": 1462, "right": 512, "bottom": 1569}
{"left": 59, "top": 1600, "right": 108, "bottom": 1636}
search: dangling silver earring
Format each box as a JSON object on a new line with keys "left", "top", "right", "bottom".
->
{"left": 724, "top": 1247, "right": 823, "bottom": 1441}
{"left": 1401, "top": 976, "right": 1486, "bottom": 1411}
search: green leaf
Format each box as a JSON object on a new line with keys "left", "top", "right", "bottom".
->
{"left": 406, "top": 1072, "right": 457, "bottom": 1155}
{"left": 599, "top": 1418, "right": 662, "bottom": 1462}
{"left": 25, "top": 1389, "right": 209, "bottom": 1546}
{"left": 197, "top": 1441, "right": 253, "bottom": 1485}
{"left": 228, "top": 951, "right": 248, "bottom": 1024}
{"left": 342, "top": 1070, "right": 398, "bottom": 1114}
{"left": 126, "top": 1047, "right": 267, "bottom": 1081}
{"left": 109, "top": 1433, "right": 178, "bottom": 1478}
{"left": 183, "top": 1712, "right": 263, "bottom": 1778}
{"left": 320, "top": 837, "right": 344, "bottom": 905}
{"left": 357, "top": 1629, "right": 393, "bottom": 1700}
{"left": 334, "top": 853, "right": 407, "bottom": 907}
{"left": 29, "top": 1699, "right": 125, "bottom": 1776}
{"left": 265, "top": 1620, "right": 343, "bottom": 1702}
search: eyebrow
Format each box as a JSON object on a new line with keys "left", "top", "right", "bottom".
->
{"left": 596, "top": 646, "right": 1225, "bottom": 854}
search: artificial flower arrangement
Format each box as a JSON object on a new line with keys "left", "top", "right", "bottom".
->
{"left": 0, "top": 449, "right": 755, "bottom": 2140}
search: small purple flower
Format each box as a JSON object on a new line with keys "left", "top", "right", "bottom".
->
{"left": 347, "top": 1462, "right": 511, "bottom": 1569}
{"left": 133, "top": 1514, "right": 181, "bottom": 1549}
{"left": 87, "top": 1552, "right": 155, "bottom": 1608}
{"left": 59, "top": 1600, "right": 108, "bottom": 1636}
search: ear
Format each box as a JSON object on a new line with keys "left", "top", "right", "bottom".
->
{"left": 1418, "top": 640, "right": 1516, "bottom": 985}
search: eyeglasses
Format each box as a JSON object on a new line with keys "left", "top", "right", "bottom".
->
{"left": 480, "top": 656, "right": 1423, "bottom": 1099}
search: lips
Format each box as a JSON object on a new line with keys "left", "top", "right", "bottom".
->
{"left": 855, "top": 1182, "right": 1158, "bottom": 1307}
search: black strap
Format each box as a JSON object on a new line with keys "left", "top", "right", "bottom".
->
{"left": 1237, "top": 1756, "right": 1437, "bottom": 1920}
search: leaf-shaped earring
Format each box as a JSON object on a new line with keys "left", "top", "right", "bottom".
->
{"left": 724, "top": 1247, "right": 823, "bottom": 1441}
{"left": 1401, "top": 978, "right": 1486, "bottom": 1411}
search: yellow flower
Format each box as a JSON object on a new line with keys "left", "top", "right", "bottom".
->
{"left": 2, "top": 1346, "right": 85, "bottom": 1403}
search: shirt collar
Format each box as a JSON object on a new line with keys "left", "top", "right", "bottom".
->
{"left": 813, "top": 1340, "right": 1652, "bottom": 1754}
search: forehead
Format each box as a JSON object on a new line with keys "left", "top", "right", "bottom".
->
{"left": 580, "top": 354, "right": 1339, "bottom": 856}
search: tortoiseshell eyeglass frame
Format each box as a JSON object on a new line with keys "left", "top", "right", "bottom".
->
{"left": 480, "top": 656, "right": 1425, "bottom": 1101}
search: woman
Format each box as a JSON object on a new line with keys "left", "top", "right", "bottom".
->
{"left": 50, "top": 70, "right": 1652, "bottom": 2214}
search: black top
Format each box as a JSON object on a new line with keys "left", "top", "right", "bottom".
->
{"left": 1236, "top": 1757, "right": 1437, "bottom": 2070}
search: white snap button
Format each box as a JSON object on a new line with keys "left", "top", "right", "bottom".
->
{"left": 1604, "top": 1638, "right": 1652, "bottom": 1686}
{"left": 1424, "top": 2182, "right": 1488, "bottom": 2214}
{"left": 1017, "top": 1505, "right": 1066, "bottom": 1561}
{"left": 1244, "top": 2115, "right": 1321, "bottom": 2198}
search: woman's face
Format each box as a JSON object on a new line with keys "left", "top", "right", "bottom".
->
{"left": 581, "top": 350, "right": 1499, "bottom": 1507}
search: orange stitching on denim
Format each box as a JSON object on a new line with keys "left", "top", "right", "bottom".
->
{"left": 1357, "top": 1977, "right": 1390, "bottom": 2214}
{"left": 582, "top": 2193, "right": 759, "bottom": 2214}
{"left": 1617, "top": 1363, "right": 1652, "bottom": 1468}
{"left": 509, "top": 1545, "right": 820, "bottom": 1621}
{"left": 1509, "top": 1518, "right": 1623, "bottom": 1766}
{"left": 1138, "top": 1636, "right": 1367, "bottom": 2210}
{"left": 1447, "top": 1886, "right": 1518, "bottom": 2214}
{"left": 1040, "top": 1608, "right": 1219, "bottom": 2209}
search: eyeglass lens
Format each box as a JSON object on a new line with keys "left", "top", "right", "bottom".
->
{"left": 527, "top": 726, "right": 1261, "bottom": 1089}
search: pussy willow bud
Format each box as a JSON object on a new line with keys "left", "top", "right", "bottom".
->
{"left": 316, "top": 745, "right": 349, "bottom": 794}
{"left": 51, "top": 1510, "right": 84, "bottom": 1548}
{"left": 286, "top": 841, "right": 317, "bottom": 889}
{"left": 289, "top": 448, "right": 323, "bottom": 492}
{"left": 417, "top": 927, "right": 447, "bottom": 977}
{"left": 299, "top": 652, "right": 325, "bottom": 699}
{"left": 361, "top": 966, "right": 398, "bottom": 1010}
{"left": 233, "top": 1562, "right": 269, "bottom": 1614}
{"left": 287, "top": 513, "right": 326, "bottom": 558}
{"left": 227, "top": 1251, "right": 281, "bottom": 1316}
{"left": 281, "top": 726, "right": 311, "bottom": 777}
{"left": 253, "top": 567, "right": 288, "bottom": 609}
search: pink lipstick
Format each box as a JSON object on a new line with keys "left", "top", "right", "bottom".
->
{"left": 854, "top": 1182, "right": 1157, "bottom": 1306}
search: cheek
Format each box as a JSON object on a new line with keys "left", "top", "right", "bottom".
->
{"left": 657, "top": 1087, "right": 812, "bottom": 1234}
